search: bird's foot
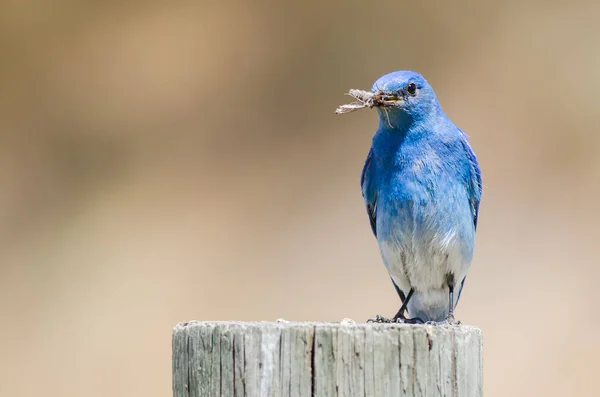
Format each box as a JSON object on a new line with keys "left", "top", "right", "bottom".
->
{"left": 393, "top": 314, "right": 425, "bottom": 324}
{"left": 367, "top": 314, "right": 424, "bottom": 324}
{"left": 367, "top": 315, "right": 394, "bottom": 323}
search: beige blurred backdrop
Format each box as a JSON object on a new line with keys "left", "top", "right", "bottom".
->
{"left": 1, "top": 1, "right": 599, "bottom": 396}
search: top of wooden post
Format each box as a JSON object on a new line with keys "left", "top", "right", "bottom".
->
{"left": 173, "top": 320, "right": 483, "bottom": 397}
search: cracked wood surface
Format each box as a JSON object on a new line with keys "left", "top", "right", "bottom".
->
{"left": 172, "top": 321, "right": 482, "bottom": 397}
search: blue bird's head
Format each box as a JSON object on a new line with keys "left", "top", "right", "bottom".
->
{"left": 371, "top": 70, "right": 441, "bottom": 128}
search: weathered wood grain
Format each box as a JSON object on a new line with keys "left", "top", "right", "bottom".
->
{"left": 173, "top": 321, "right": 482, "bottom": 397}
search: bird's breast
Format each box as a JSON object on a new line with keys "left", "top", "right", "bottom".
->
{"left": 374, "top": 161, "right": 475, "bottom": 289}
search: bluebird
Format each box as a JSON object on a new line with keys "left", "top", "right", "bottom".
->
{"left": 351, "top": 71, "right": 482, "bottom": 323}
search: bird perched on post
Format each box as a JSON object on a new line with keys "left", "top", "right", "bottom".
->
{"left": 336, "top": 71, "right": 482, "bottom": 323}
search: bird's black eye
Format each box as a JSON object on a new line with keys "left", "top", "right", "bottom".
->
{"left": 406, "top": 82, "right": 417, "bottom": 96}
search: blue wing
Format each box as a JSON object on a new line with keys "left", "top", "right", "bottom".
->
{"left": 360, "top": 148, "right": 377, "bottom": 237}
{"left": 456, "top": 133, "right": 483, "bottom": 305}
{"left": 459, "top": 133, "right": 482, "bottom": 230}
{"left": 362, "top": 148, "right": 407, "bottom": 301}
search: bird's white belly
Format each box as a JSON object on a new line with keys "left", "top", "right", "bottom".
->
{"left": 380, "top": 232, "right": 467, "bottom": 286}
{"left": 378, "top": 233, "right": 469, "bottom": 321}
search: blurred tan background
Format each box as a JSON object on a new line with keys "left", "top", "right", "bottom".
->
{"left": 1, "top": 0, "right": 599, "bottom": 396}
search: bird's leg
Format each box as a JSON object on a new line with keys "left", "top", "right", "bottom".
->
{"left": 391, "top": 288, "right": 424, "bottom": 324}
{"left": 368, "top": 281, "right": 409, "bottom": 323}
{"left": 367, "top": 286, "right": 423, "bottom": 324}
{"left": 446, "top": 283, "right": 455, "bottom": 322}
{"left": 392, "top": 288, "right": 413, "bottom": 321}
{"left": 442, "top": 275, "right": 460, "bottom": 325}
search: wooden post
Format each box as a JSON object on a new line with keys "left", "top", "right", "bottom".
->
{"left": 173, "top": 321, "right": 482, "bottom": 397}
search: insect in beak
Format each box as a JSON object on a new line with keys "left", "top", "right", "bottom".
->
{"left": 335, "top": 89, "right": 402, "bottom": 114}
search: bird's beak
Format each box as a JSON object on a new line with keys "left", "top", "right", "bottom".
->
{"left": 371, "top": 91, "right": 403, "bottom": 107}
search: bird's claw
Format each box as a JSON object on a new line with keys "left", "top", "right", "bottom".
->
{"left": 367, "top": 315, "right": 394, "bottom": 323}
{"left": 394, "top": 316, "right": 425, "bottom": 324}
{"left": 368, "top": 313, "right": 427, "bottom": 324}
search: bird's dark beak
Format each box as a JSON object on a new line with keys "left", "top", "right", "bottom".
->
{"left": 371, "top": 91, "right": 403, "bottom": 107}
